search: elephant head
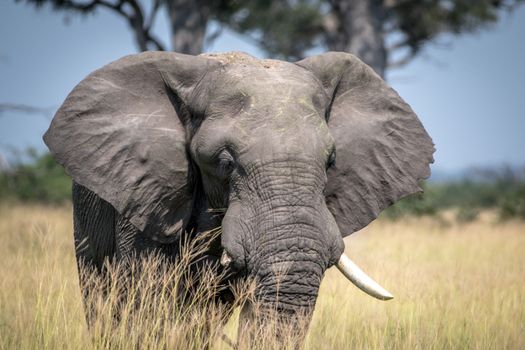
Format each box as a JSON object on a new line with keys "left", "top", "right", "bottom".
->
{"left": 44, "top": 51, "right": 433, "bottom": 334}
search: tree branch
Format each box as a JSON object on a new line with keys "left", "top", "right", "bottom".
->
{"left": 145, "top": 0, "right": 161, "bottom": 32}
{"left": 147, "top": 33, "right": 166, "bottom": 51}
{"left": 33, "top": 0, "right": 166, "bottom": 51}
{"left": 95, "top": 0, "right": 127, "bottom": 17}
{"left": 204, "top": 24, "right": 223, "bottom": 49}
{"left": 102, "top": 0, "right": 166, "bottom": 51}
{"left": 0, "top": 103, "right": 54, "bottom": 119}
{"left": 387, "top": 49, "right": 418, "bottom": 68}
{"left": 386, "top": 38, "right": 408, "bottom": 52}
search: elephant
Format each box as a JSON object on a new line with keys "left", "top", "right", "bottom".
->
{"left": 43, "top": 51, "right": 434, "bottom": 344}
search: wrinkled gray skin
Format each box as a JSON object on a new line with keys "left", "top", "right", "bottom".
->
{"left": 44, "top": 51, "right": 434, "bottom": 340}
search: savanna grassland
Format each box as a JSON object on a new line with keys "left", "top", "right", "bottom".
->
{"left": 0, "top": 204, "right": 523, "bottom": 349}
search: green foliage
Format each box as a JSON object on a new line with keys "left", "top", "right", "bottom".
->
{"left": 499, "top": 182, "right": 525, "bottom": 219}
{"left": 455, "top": 206, "right": 480, "bottom": 223}
{"left": 214, "top": 0, "right": 324, "bottom": 60}
{"left": 390, "top": 0, "right": 518, "bottom": 58}
{"left": 383, "top": 167, "right": 525, "bottom": 221}
{"left": 0, "top": 149, "right": 71, "bottom": 203}
{"left": 215, "top": 0, "right": 524, "bottom": 61}
{"left": 381, "top": 184, "right": 438, "bottom": 220}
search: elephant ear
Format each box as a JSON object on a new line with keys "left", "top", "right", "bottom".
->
{"left": 296, "top": 52, "right": 435, "bottom": 237}
{"left": 44, "top": 52, "right": 220, "bottom": 243}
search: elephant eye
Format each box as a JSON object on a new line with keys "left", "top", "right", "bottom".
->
{"left": 327, "top": 148, "right": 336, "bottom": 169}
{"left": 217, "top": 149, "right": 235, "bottom": 177}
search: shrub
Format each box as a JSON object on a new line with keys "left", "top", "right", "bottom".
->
{"left": 498, "top": 183, "right": 525, "bottom": 220}
{"left": 381, "top": 183, "right": 438, "bottom": 220}
{"left": 0, "top": 150, "right": 71, "bottom": 203}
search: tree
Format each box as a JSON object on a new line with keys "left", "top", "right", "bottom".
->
{"left": 18, "top": 0, "right": 239, "bottom": 54}
{"left": 19, "top": 0, "right": 168, "bottom": 51}
{"left": 218, "top": 0, "right": 525, "bottom": 77}
{"left": 16, "top": 0, "right": 525, "bottom": 77}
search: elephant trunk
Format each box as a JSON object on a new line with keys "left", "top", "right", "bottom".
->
{"left": 240, "top": 204, "right": 332, "bottom": 345}
{"left": 248, "top": 200, "right": 334, "bottom": 310}
{"left": 238, "top": 224, "right": 322, "bottom": 346}
{"left": 221, "top": 159, "right": 344, "bottom": 344}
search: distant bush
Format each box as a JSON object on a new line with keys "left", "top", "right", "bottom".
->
{"left": 498, "top": 183, "right": 525, "bottom": 220}
{"left": 0, "top": 149, "right": 71, "bottom": 203}
{"left": 455, "top": 206, "right": 480, "bottom": 223}
{"left": 381, "top": 183, "right": 438, "bottom": 220}
{"left": 383, "top": 166, "right": 525, "bottom": 221}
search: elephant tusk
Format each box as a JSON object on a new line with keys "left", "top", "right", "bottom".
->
{"left": 220, "top": 250, "right": 233, "bottom": 267}
{"left": 336, "top": 253, "right": 394, "bottom": 301}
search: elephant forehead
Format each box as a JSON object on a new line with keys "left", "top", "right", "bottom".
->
{"left": 207, "top": 60, "right": 326, "bottom": 107}
{"left": 196, "top": 57, "right": 334, "bottom": 155}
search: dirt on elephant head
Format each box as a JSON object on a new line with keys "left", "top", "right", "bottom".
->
{"left": 200, "top": 51, "right": 280, "bottom": 69}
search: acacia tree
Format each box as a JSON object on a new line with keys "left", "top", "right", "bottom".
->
{"left": 16, "top": 0, "right": 525, "bottom": 77}
{"left": 218, "top": 0, "right": 524, "bottom": 77}
{"left": 17, "top": 0, "right": 228, "bottom": 53}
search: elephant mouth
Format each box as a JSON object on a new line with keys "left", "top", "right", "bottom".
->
{"left": 220, "top": 248, "right": 393, "bottom": 301}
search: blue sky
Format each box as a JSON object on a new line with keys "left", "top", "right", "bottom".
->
{"left": 1, "top": 1, "right": 524, "bottom": 172}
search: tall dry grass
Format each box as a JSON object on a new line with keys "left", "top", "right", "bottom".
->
{"left": 0, "top": 204, "right": 524, "bottom": 349}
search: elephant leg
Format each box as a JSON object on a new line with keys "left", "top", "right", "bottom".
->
{"left": 113, "top": 216, "right": 236, "bottom": 347}
{"left": 112, "top": 215, "right": 163, "bottom": 317}
{"left": 72, "top": 181, "right": 117, "bottom": 327}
